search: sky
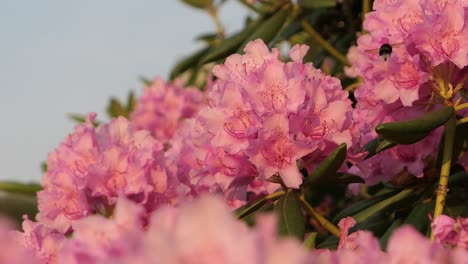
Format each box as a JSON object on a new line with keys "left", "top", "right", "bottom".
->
{"left": 0, "top": 0, "right": 247, "bottom": 182}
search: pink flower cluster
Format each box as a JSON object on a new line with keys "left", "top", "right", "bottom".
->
{"left": 432, "top": 215, "right": 468, "bottom": 249}
{"left": 17, "top": 195, "right": 310, "bottom": 264}
{"left": 311, "top": 216, "right": 468, "bottom": 264}
{"left": 191, "top": 39, "right": 357, "bottom": 194}
{"left": 130, "top": 78, "right": 204, "bottom": 143}
{"left": 346, "top": 0, "right": 468, "bottom": 184}
{"left": 9, "top": 196, "right": 468, "bottom": 264}
{"left": 37, "top": 113, "right": 181, "bottom": 232}
{"left": 348, "top": 0, "right": 467, "bottom": 107}
{"left": 349, "top": 87, "right": 443, "bottom": 184}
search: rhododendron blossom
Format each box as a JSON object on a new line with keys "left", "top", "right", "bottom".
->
{"left": 57, "top": 195, "right": 309, "bottom": 264}
{"left": 349, "top": 88, "right": 443, "bottom": 184}
{"left": 0, "top": 219, "right": 41, "bottom": 264}
{"left": 131, "top": 78, "right": 204, "bottom": 143}
{"left": 347, "top": 0, "right": 467, "bottom": 107}
{"left": 432, "top": 215, "right": 468, "bottom": 249}
{"left": 194, "top": 39, "right": 357, "bottom": 192}
{"left": 37, "top": 113, "right": 179, "bottom": 232}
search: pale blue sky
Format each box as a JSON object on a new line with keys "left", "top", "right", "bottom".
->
{"left": 0, "top": 1, "right": 247, "bottom": 182}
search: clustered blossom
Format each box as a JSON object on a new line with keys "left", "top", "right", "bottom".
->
{"left": 311, "top": 216, "right": 468, "bottom": 263}
{"left": 348, "top": 0, "right": 467, "bottom": 106}
{"left": 0, "top": 219, "right": 41, "bottom": 264}
{"left": 349, "top": 86, "right": 443, "bottom": 184}
{"left": 20, "top": 195, "right": 309, "bottom": 264}
{"left": 432, "top": 215, "right": 468, "bottom": 249}
{"left": 130, "top": 78, "right": 204, "bottom": 143}
{"left": 37, "top": 113, "right": 180, "bottom": 232}
{"left": 345, "top": 0, "right": 468, "bottom": 184}
{"left": 8, "top": 196, "right": 468, "bottom": 263}
{"left": 190, "top": 39, "right": 357, "bottom": 196}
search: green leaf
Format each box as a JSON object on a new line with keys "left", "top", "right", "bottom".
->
{"left": 139, "top": 76, "right": 153, "bottom": 86}
{"left": 352, "top": 210, "right": 393, "bottom": 236}
{"left": 332, "top": 190, "right": 398, "bottom": 223}
{"left": 180, "top": 0, "right": 211, "bottom": 9}
{"left": 237, "top": 4, "right": 290, "bottom": 52}
{"left": 379, "top": 218, "right": 403, "bottom": 250}
{"left": 195, "top": 32, "right": 219, "bottom": 45}
{"left": 304, "top": 232, "right": 317, "bottom": 249}
{"left": 353, "top": 188, "right": 415, "bottom": 223}
{"left": 41, "top": 162, "right": 47, "bottom": 173}
{"left": 334, "top": 173, "right": 365, "bottom": 184}
{"left": 126, "top": 90, "right": 136, "bottom": 114}
{"left": 276, "top": 189, "right": 305, "bottom": 240}
{"left": 299, "top": 0, "right": 336, "bottom": 8}
{"left": 169, "top": 47, "right": 210, "bottom": 80}
{"left": 67, "top": 113, "right": 100, "bottom": 126}
{"left": 403, "top": 201, "right": 433, "bottom": 234}
{"left": 307, "top": 143, "right": 347, "bottom": 184}
{"left": 0, "top": 193, "right": 37, "bottom": 227}
{"left": 376, "top": 106, "right": 454, "bottom": 144}
{"left": 448, "top": 171, "right": 468, "bottom": 187}
{"left": 364, "top": 137, "right": 397, "bottom": 159}
{"left": 199, "top": 19, "right": 262, "bottom": 64}
{"left": 234, "top": 191, "right": 283, "bottom": 219}
{"left": 317, "top": 236, "right": 339, "bottom": 249}
{"left": 107, "top": 98, "right": 127, "bottom": 118}
{"left": 0, "top": 181, "right": 41, "bottom": 196}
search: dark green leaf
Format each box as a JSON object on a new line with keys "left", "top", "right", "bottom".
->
{"left": 199, "top": 19, "right": 262, "bottom": 64}
{"left": 67, "top": 113, "right": 100, "bottom": 126}
{"left": 0, "top": 181, "right": 41, "bottom": 196}
{"left": 376, "top": 106, "right": 454, "bottom": 144}
{"left": 139, "top": 76, "right": 153, "bottom": 86}
{"left": 364, "top": 137, "right": 397, "bottom": 159}
{"left": 169, "top": 47, "right": 210, "bottom": 80}
{"left": 180, "top": 0, "right": 211, "bottom": 9}
{"left": 351, "top": 210, "right": 393, "bottom": 236}
{"left": 304, "top": 232, "right": 317, "bottom": 249}
{"left": 235, "top": 191, "right": 283, "bottom": 219}
{"left": 238, "top": 5, "right": 290, "bottom": 52}
{"left": 106, "top": 98, "right": 127, "bottom": 118}
{"left": 332, "top": 190, "right": 398, "bottom": 223}
{"left": 126, "top": 90, "right": 136, "bottom": 113}
{"left": 0, "top": 193, "right": 37, "bottom": 227}
{"left": 403, "top": 201, "right": 433, "bottom": 233}
{"left": 448, "top": 171, "right": 468, "bottom": 187}
{"left": 353, "top": 188, "right": 415, "bottom": 223}
{"left": 380, "top": 218, "right": 403, "bottom": 250}
{"left": 334, "top": 173, "right": 365, "bottom": 184}
{"left": 308, "top": 143, "right": 347, "bottom": 184}
{"left": 41, "top": 162, "right": 47, "bottom": 173}
{"left": 276, "top": 189, "right": 305, "bottom": 240}
{"left": 317, "top": 236, "right": 339, "bottom": 249}
{"left": 299, "top": 0, "right": 336, "bottom": 9}
{"left": 195, "top": 32, "right": 219, "bottom": 45}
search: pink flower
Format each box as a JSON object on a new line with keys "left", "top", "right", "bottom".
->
{"left": 130, "top": 77, "right": 204, "bottom": 142}
{"left": 59, "top": 197, "right": 146, "bottom": 263}
{"left": 337, "top": 217, "right": 381, "bottom": 256}
{"left": 38, "top": 114, "right": 179, "bottom": 231}
{"left": 386, "top": 225, "right": 465, "bottom": 264}
{"left": 13, "top": 217, "right": 66, "bottom": 264}
{"left": 350, "top": 87, "right": 443, "bottom": 184}
{"left": 432, "top": 215, "right": 468, "bottom": 249}
{"left": 248, "top": 114, "right": 311, "bottom": 188}
{"left": 194, "top": 39, "right": 357, "bottom": 192}
{"left": 146, "top": 194, "right": 309, "bottom": 264}
{"left": 347, "top": 0, "right": 467, "bottom": 108}
{"left": 0, "top": 218, "right": 41, "bottom": 264}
